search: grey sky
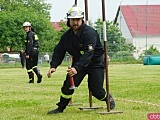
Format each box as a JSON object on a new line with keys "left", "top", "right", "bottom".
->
{"left": 46, "top": 0, "right": 160, "bottom": 22}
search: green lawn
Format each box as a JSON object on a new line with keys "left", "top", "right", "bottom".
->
{"left": 0, "top": 64, "right": 159, "bottom": 120}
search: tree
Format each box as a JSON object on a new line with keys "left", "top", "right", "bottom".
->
{"left": 94, "top": 19, "right": 135, "bottom": 57}
{"left": 40, "top": 21, "right": 69, "bottom": 52}
{"left": 0, "top": 0, "right": 55, "bottom": 52}
{"left": 143, "top": 45, "right": 160, "bottom": 55}
{"left": 0, "top": 0, "right": 51, "bottom": 19}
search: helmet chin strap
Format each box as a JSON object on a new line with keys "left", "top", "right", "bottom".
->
{"left": 29, "top": 27, "right": 31, "bottom": 31}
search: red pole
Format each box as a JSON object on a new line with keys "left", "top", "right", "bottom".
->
{"left": 68, "top": 65, "right": 77, "bottom": 90}
{"left": 70, "top": 76, "right": 75, "bottom": 86}
{"left": 101, "top": 0, "right": 110, "bottom": 112}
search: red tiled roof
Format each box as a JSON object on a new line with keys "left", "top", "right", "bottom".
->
{"left": 51, "top": 22, "right": 62, "bottom": 31}
{"left": 121, "top": 5, "right": 160, "bottom": 36}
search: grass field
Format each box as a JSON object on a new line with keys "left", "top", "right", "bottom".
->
{"left": 0, "top": 64, "right": 159, "bottom": 120}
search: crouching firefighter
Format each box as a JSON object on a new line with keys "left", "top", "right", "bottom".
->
{"left": 47, "top": 5, "right": 115, "bottom": 114}
{"left": 23, "top": 22, "right": 42, "bottom": 83}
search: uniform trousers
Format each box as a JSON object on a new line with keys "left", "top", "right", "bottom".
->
{"left": 57, "top": 64, "right": 106, "bottom": 110}
{"left": 26, "top": 49, "right": 38, "bottom": 70}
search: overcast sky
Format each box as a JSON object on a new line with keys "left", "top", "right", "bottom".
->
{"left": 46, "top": 0, "right": 160, "bottom": 22}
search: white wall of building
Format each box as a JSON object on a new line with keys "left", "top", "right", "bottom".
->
{"left": 132, "top": 36, "right": 160, "bottom": 59}
{"left": 118, "top": 11, "right": 133, "bottom": 43}
{"left": 117, "top": 10, "right": 160, "bottom": 59}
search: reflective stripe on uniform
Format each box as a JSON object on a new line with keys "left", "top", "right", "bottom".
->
{"left": 32, "top": 66, "right": 37, "bottom": 69}
{"left": 100, "top": 94, "right": 106, "bottom": 101}
{"left": 61, "top": 92, "right": 72, "bottom": 99}
{"left": 27, "top": 69, "right": 33, "bottom": 72}
{"left": 34, "top": 35, "right": 38, "bottom": 40}
{"left": 80, "top": 51, "right": 84, "bottom": 55}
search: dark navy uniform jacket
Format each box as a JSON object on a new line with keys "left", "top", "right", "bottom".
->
{"left": 50, "top": 23, "right": 104, "bottom": 72}
{"left": 25, "top": 30, "right": 39, "bottom": 56}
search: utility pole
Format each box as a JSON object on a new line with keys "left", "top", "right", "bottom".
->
{"left": 145, "top": 0, "right": 148, "bottom": 55}
{"left": 119, "top": 0, "right": 124, "bottom": 62}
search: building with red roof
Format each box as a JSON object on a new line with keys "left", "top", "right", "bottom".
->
{"left": 51, "top": 22, "right": 62, "bottom": 31}
{"left": 51, "top": 20, "right": 66, "bottom": 31}
{"left": 115, "top": 5, "right": 160, "bottom": 59}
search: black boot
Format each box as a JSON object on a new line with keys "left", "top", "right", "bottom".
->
{"left": 33, "top": 67, "right": 42, "bottom": 83}
{"left": 47, "top": 97, "right": 71, "bottom": 114}
{"left": 37, "top": 74, "right": 42, "bottom": 83}
{"left": 109, "top": 94, "right": 116, "bottom": 109}
{"left": 101, "top": 93, "right": 116, "bottom": 109}
{"left": 28, "top": 72, "right": 34, "bottom": 83}
{"left": 47, "top": 107, "right": 63, "bottom": 114}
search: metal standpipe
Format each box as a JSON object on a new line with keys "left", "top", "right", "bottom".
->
{"left": 79, "top": 0, "right": 103, "bottom": 111}
{"left": 97, "top": 0, "right": 123, "bottom": 115}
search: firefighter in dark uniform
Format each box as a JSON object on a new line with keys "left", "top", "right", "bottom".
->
{"left": 23, "top": 22, "right": 42, "bottom": 83}
{"left": 19, "top": 49, "right": 25, "bottom": 69}
{"left": 47, "top": 5, "right": 115, "bottom": 114}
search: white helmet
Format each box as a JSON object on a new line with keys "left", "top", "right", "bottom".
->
{"left": 67, "top": 5, "right": 84, "bottom": 18}
{"left": 23, "top": 22, "right": 31, "bottom": 27}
